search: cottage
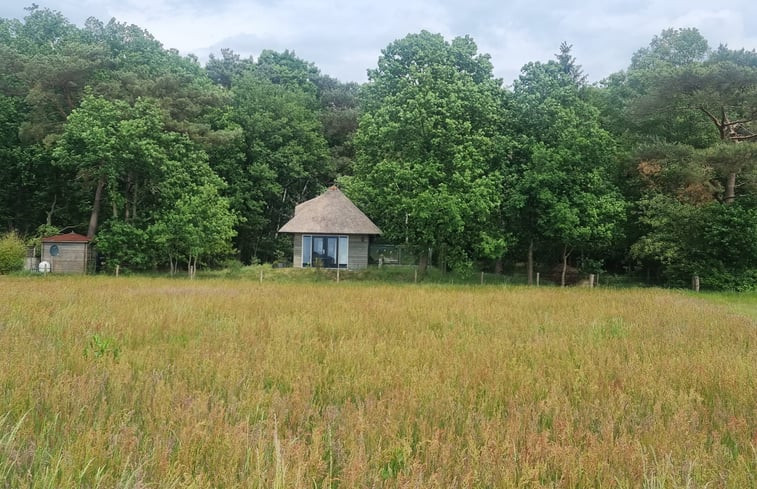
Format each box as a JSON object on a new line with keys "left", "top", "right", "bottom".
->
{"left": 278, "top": 187, "right": 381, "bottom": 269}
{"left": 41, "top": 232, "right": 91, "bottom": 274}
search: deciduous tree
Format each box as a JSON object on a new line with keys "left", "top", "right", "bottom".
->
{"left": 348, "top": 31, "right": 510, "bottom": 273}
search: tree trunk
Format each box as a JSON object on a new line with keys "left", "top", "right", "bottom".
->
{"left": 46, "top": 195, "right": 57, "bottom": 227}
{"left": 132, "top": 181, "right": 138, "bottom": 220}
{"left": 561, "top": 245, "right": 569, "bottom": 287}
{"left": 87, "top": 177, "right": 105, "bottom": 239}
{"left": 494, "top": 257, "right": 503, "bottom": 275}
{"left": 725, "top": 171, "right": 737, "bottom": 204}
{"left": 527, "top": 240, "right": 534, "bottom": 286}
{"left": 418, "top": 252, "right": 428, "bottom": 275}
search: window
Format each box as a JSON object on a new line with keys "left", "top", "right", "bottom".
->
{"left": 50, "top": 244, "right": 60, "bottom": 257}
{"left": 302, "top": 235, "right": 312, "bottom": 267}
{"left": 302, "top": 235, "right": 348, "bottom": 268}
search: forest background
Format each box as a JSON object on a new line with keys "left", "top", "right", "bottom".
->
{"left": 1, "top": 6, "right": 756, "bottom": 289}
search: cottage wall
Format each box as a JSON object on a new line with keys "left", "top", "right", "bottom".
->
{"left": 292, "top": 233, "right": 303, "bottom": 267}
{"left": 348, "top": 235, "right": 369, "bottom": 269}
{"left": 42, "top": 242, "right": 88, "bottom": 274}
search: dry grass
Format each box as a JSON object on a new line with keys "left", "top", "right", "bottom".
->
{"left": 0, "top": 276, "right": 755, "bottom": 488}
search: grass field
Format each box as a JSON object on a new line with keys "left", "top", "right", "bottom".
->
{"left": 0, "top": 276, "right": 755, "bottom": 488}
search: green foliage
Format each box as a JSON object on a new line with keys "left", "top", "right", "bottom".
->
{"left": 206, "top": 48, "right": 253, "bottom": 88}
{"left": 0, "top": 231, "right": 26, "bottom": 274}
{"left": 507, "top": 60, "right": 626, "bottom": 275}
{"left": 350, "top": 31, "right": 511, "bottom": 271}
{"left": 632, "top": 196, "right": 757, "bottom": 289}
{"left": 27, "top": 224, "right": 60, "bottom": 248}
{"left": 94, "top": 220, "right": 152, "bottom": 272}
{"left": 229, "top": 71, "right": 331, "bottom": 263}
{"left": 596, "top": 28, "right": 757, "bottom": 288}
{"left": 691, "top": 204, "right": 757, "bottom": 290}
{"left": 630, "top": 28, "right": 709, "bottom": 70}
{"left": 84, "top": 333, "right": 120, "bottom": 360}
{"left": 2, "top": 8, "right": 757, "bottom": 288}
{"left": 53, "top": 93, "right": 238, "bottom": 272}
{"left": 151, "top": 176, "right": 238, "bottom": 273}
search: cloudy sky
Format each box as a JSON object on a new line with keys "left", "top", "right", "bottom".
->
{"left": 3, "top": 1, "right": 757, "bottom": 84}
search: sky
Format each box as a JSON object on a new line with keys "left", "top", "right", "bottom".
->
{"left": 3, "top": 1, "right": 757, "bottom": 84}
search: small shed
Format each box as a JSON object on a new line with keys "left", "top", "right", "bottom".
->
{"left": 278, "top": 187, "right": 381, "bottom": 269}
{"left": 41, "top": 232, "right": 91, "bottom": 274}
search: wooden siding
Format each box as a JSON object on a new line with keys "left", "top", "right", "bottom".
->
{"left": 42, "top": 242, "right": 88, "bottom": 274}
{"left": 292, "top": 233, "right": 303, "bottom": 267}
{"left": 348, "top": 235, "right": 369, "bottom": 269}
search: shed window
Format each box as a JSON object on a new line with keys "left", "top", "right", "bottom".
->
{"left": 302, "top": 235, "right": 348, "bottom": 268}
{"left": 50, "top": 245, "right": 60, "bottom": 256}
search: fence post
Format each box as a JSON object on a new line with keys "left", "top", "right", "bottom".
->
{"left": 414, "top": 268, "right": 418, "bottom": 284}
{"left": 259, "top": 269, "right": 263, "bottom": 284}
{"left": 692, "top": 275, "right": 700, "bottom": 292}
{"left": 337, "top": 268, "right": 340, "bottom": 283}
{"left": 115, "top": 264, "right": 120, "bottom": 277}
{"left": 536, "top": 272, "right": 540, "bottom": 286}
{"left": 589, "top": 274, "right": 595, "bottom": 289}
{"left": 480, "top": 271, "right": 484, "bottom": 285}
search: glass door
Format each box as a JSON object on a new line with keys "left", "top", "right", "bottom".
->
{"left": 303, "top": 235, "right": 349, "bottom": 268}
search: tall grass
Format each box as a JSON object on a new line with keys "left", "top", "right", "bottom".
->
{"left": 0, "top": 276, "right": 755, "bottom": 487}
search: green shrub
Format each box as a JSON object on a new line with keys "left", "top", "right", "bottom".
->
{"left": 0, "top": 231, "right": 26, "bottom": 274}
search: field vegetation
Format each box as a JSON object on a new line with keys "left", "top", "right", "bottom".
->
{"left": 0, "top": 276, "right": 755, "bottom": 488}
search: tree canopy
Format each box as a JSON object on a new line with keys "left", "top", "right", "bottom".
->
{"left": 346, "top": 31, "right": 510, "bottom": 272}
{"left": 1, "top": 6, "right": 755, "bottom": 288}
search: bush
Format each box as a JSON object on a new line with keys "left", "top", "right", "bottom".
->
{"left": 0, "top": 231, "right": 26, "bottom": 274}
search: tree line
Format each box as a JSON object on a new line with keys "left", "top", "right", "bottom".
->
{"left": 1, "top": 7, "right": 755, "bottom": 288}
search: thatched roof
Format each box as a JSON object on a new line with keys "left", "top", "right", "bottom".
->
{"left": 278, "top": 187, "right": 382, "bottom": 235}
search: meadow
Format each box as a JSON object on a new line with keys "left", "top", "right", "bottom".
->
{"left": 0, "top": 276, "right": 755, "bottom": 488}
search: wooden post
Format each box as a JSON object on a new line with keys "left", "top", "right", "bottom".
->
{"left": 115, "top": 264, "right": 120, "bottom": 277}
{"left": 536, "top": 272, "right": 540, "bottom": 286}
{"left": 480, "top": 271, "right": 484, "bottom": 285}
{"left": 259, "top": 269, "right": 263, "bottom": 284}
{"left": 692, "top": 275, "right": 700, "bottom": 292}
{"left": 337, "top": 268, "right": 340, "bottom": 283}
{"left": 414, "top": 268, "right": 418, "bottom": 284}
{"left": 589, "top": 274, "right": 595, "bottom": 289}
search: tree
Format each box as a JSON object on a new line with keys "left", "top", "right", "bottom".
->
{"left": 636, "top": 58, "right": 757, "bottom": 203}
{"left": 0, "top": 7, "right": 234, "bottom": 239}
{"left": 229, "top": 72, "right": 331, "bottom": 263}
{"left": 150, "top": 154, "right": 237, "bottom": 275}
{"left": 630, "top": 28, "right": 710, "bottom": 71}
{"left": 508, "top": 60, "right": 626, "bottom": 285}
{"left": 598, "top": 29, "right": 757, "bottom": 288}
{"left": 206, "top": 48, "right": 253, "bottom": 89}
{"left": 555, "top": 41, "right": 586, "bottom": 85}
{"left": 52, "top": 94, "right": 166, "bottom": 238}
{"left": 318, "top": 76, "right": 361, "bottom": 176}
{"left": 348, "top": 31, "right": 511, "bottom": 273}
{"left": 594, "top": 28, "right": 715, "bottom": 149}
{"left": 52, "top": 92, "right": 237, "bottom": 272}
{"left": 631, "top": 195, "right": 757, "bottom": 289}
{"left": 0, "top": 231, "right": 25, "bottom": 274}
